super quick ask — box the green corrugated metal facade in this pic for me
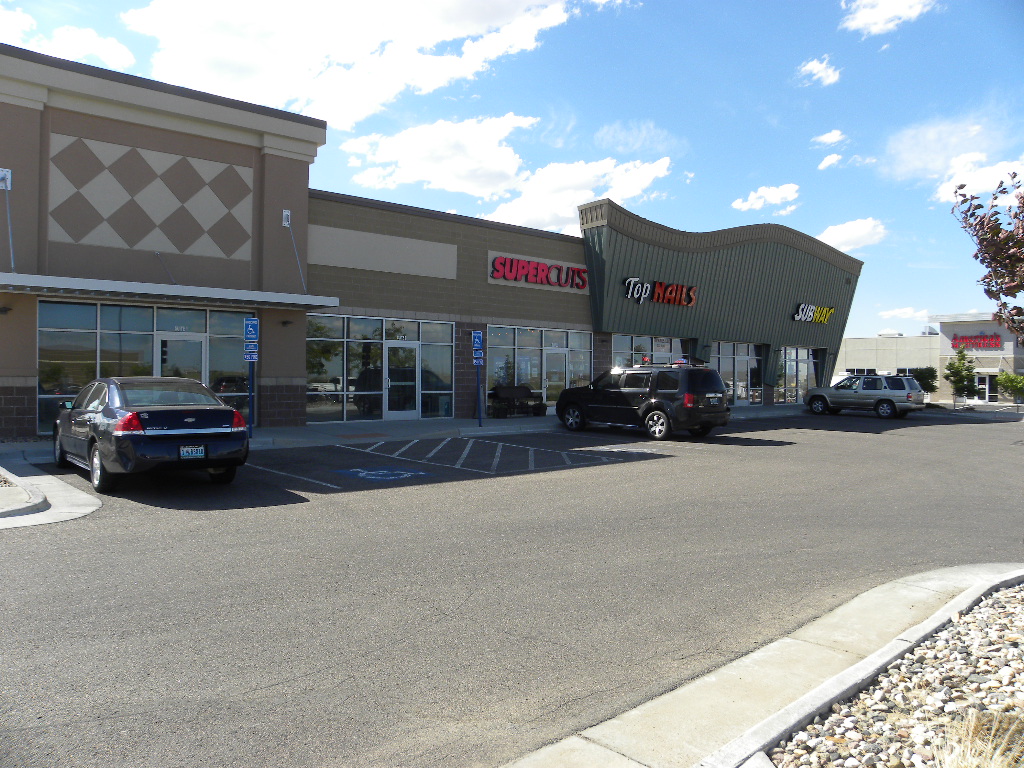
[579,199,862,384]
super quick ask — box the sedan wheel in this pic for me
[89,444,116,493]
[562,405,585,432]
[53,430,70,468]
[644,410,671,440]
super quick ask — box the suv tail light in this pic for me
[682,392,696,408]
[113,412,145,435]
[231,409,247,432]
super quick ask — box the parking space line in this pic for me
[455,439,476,468]
[528,448,535,471]
[392,440,418,457]
[247,463,343,490]
[424,438,451,459]
[489,443,503,473]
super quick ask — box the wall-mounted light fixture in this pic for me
[0,306,11,315]
[280,319,293,327]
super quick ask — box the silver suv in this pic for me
[805,374,926,419]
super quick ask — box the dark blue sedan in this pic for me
[53,377,249,493]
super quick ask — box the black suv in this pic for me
[555,364,730,440]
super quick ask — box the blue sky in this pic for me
[3,0,1023,338]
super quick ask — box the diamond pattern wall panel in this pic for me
[49,134,253,260]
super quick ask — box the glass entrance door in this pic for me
[384,343,419,420]
[156,334,206,381]
[543,350,568,411]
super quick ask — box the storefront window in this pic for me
[39,301,96,330]
[386,319,419,341]
[543,330,568,349]
[156,307,206,333]
[100,333,153,377]
[349,317,383,340]
[611,334,692,367]
[306,315,454,421]
[101,305,152,332]
[488,326,515,346]
[38,330,96,395]
[516,348,542,390]
[208,310,250,336]
[517,328,542,348]
[711,341,766,406]
[775,347,822,404]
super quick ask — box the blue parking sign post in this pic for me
[472,330,484,426]
[243,318,259,437]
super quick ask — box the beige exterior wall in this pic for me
[307,193,591,329]
[0,43,328,435]
[835,335,940,375]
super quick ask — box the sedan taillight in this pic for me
[231,410,247,432]
[113,412,145,435]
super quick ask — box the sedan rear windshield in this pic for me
[121,381,222,407]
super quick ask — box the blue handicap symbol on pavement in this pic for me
[334,467,431,482]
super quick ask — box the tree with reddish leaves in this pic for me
[951,172,1024,341]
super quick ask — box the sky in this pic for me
[2,0,1023,339]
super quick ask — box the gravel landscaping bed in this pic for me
[770,584,1024,768]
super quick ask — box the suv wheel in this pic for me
[875,400,898,419]
[808,396,830,415]
[561,404,585,431]
[644,410,671,440]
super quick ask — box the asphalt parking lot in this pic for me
[2,412,1023,768]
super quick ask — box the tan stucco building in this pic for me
[1,42,863,437]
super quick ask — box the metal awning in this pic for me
[0,272,339,311]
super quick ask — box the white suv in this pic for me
[805,375,926,419]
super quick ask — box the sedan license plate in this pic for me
[180,445,205,460]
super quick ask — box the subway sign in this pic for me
[793,303,836,324]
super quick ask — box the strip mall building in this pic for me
[0,43,862,438]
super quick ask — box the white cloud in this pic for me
[774,205,799,217]
[934,152,1024,204]
[342,113,538,200]
[818,154,842,170]
[817,218,887,251]
[797,55,840,87]
[812,129,847,146]
[0,4,134,70]
[840,0,938,37]
[120,0,610,131]
[594,120,678,154]
[879,307,929,321]
[885,116,1023,201]
[731,184,799,212]
[885,117,990,180]
[483,156,671,234]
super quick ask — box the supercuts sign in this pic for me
[952,333,1002,349]
[488,252,589,293]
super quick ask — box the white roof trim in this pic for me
[0,272,339,310]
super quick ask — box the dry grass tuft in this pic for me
[936,711,1024,768]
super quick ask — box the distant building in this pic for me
[837,314,1023,403]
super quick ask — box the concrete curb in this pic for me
[0,462,49,518]
[707,566,1024,768]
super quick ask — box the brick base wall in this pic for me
[0,385,37,439]
[257,383,307,428]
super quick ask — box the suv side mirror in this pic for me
[57,400,74,410]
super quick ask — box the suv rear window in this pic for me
[885,377,906,390]
[621,373,651,389]
[686,369,727,392]
[655,371,680,392]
